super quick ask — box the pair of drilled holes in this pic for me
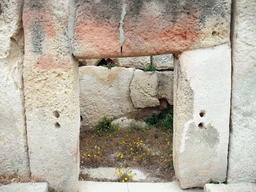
[53,111,60,128]
[198,111,205,128]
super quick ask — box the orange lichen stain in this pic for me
[35,54,72,70]
[122,13,202,57]
[74,6,121,58]
[23,4,56,39]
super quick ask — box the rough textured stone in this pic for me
[130,70,159,108]
[173,44,231,189]
[113,56,150,69]
[0,0,29,176]
[112,117,147,130]
[73,0,231,58]
[228,0,256,184]
[204,183,256,192]
[79,66,160,130]
[152,54,174,70]
[130,70,174,108]
[23,1,80,191]
[0,183,48,192]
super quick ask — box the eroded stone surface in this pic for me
[23,0,80,191]
[113,56,150,69]
[204,183,256,192]
[228,0,256,183]
[73,0,231,58]
[130,70,174,108]
[79,66,161,130]
[173,44,231,189]
[152,54,174,70]
[0,0,29,176]
[0,183,48,192]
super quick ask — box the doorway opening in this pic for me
[78,55,175,183]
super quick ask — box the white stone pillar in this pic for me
[23,0,79,191]
[173,44,231,188]
[0,0,30,176]
[228,0,256,183]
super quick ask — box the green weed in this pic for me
[94,116,117,133]
[146,106,173,132]
[143,65,157,72]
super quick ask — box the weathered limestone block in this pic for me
[113,56,150,69]
[228,0,256,183]
[204,183,256,192]
[157,71,174,105]
[152,54,174,70]
[130,70,173,108]
[173,44,231,189]
[112,117,147,130]
[23,0,79,191]
[79,66,161,130]
[73,0,231,58]
[130,70,159,108]
[0,0,29,176]
[80,66,135,129]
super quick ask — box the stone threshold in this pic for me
[79,180,203,192]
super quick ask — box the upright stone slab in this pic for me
[0,0,29,175]
[228,0,256,183]
[23,0,79,191]
[173,44,231,189]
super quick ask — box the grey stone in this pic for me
[152,54,174,70]
[173,44,231,189]
[0,0,29,176]
[204,183,256,192]
[228,0,256,183]
[0,183,48,192]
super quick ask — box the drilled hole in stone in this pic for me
[198,122,204,128]
[80,116,83,122]
[55,122,61,128]
[199,111,205,117]
[212,31,219,36]
[53,111,60,118]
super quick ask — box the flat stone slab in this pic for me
[79,181,203,192]
[204,183,256,192]
[0,183,48,192]
[73,0,231,58]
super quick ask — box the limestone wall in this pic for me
[0,0,255,191]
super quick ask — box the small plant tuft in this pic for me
[146,106,173,132]
[95,116,117,133]
[143,65,157,72]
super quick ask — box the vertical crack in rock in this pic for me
[119,0,127,55]
[67,0,76,54]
